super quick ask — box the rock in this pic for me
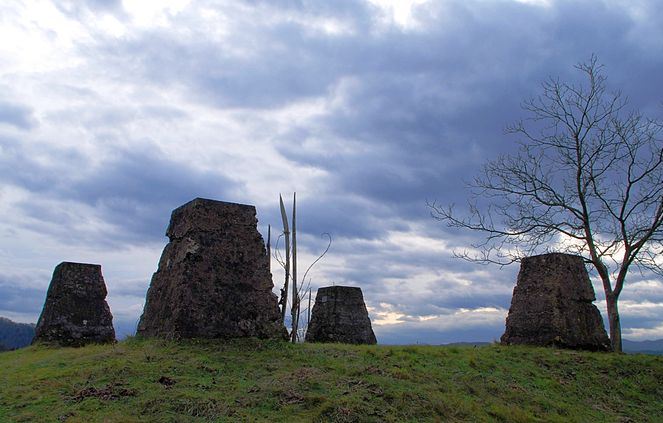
[305,286,377,344]
[33,262,116,347]
[501,253,611,351]
[137,198,287,340]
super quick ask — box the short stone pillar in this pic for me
[305,286,377,344]
[33,262,116,347]
[501,253,611,351]
[137,198,287,340]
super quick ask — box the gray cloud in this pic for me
[0,101,37,130]
[0,278,45,317]
[55,0,125,18]
[1,137,242,246]
[1,0,662,342]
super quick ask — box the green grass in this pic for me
[1,338,662,422]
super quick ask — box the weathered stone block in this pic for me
[501,253,611,351]
[33,262,116,347]
[137,198,287,340]
[305,286,377,344]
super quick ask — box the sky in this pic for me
[1,0,662,344]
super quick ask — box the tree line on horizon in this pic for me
[0,317,35,350]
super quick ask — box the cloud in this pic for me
[1,137,243,246]
[0,0,661,343]
[0,101,37,130]
[0,273,47,318]
[372,306,507,345]
[54,0,125,18]
[623,323,663,342]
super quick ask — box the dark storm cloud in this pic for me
[0,274,46,317]
[40,0,663,229]
[93,35,339,110]
[258,0,662,242]
[1,138,242,246]
[295,194,398,240]
[66,146,240,241]
[78,0,663,226]
[0,137,80,192]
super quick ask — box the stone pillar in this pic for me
[33,262,116,347]
[137,198,287,340]
[501,253,611,351]
[305,286,377,344]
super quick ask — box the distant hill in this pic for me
[0,317,35,350]
[623,339,663,355]
[441,340,663,355]
[442,341,491,348]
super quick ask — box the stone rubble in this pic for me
[501,253,611,351]
[33,262,116,347]
[305,286,377,344]
[137,198,287,340]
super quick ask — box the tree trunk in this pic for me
[279,195,290,322]
[606,293,622,353]
[266,225,271,271]
[291,193,298,343]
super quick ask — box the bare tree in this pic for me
[429,56,663,352]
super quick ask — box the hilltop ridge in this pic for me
[1,338,662,421]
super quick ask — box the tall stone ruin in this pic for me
[501,253,611,351]
[33,262,116,347]
[305,286,377,344]
[137,198,286,340]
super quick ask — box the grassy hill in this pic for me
[1,338,662,422]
